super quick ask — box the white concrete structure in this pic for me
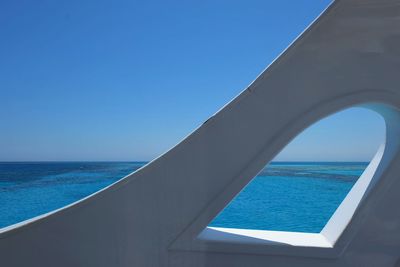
[2,0,400,266]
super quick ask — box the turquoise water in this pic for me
[210,162,367,232]
[0,162,367,232]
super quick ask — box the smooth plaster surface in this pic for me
[2,0,400,266]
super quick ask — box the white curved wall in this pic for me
[2,0,400,266]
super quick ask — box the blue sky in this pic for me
[0,0,384,161]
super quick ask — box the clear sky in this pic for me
[0,0,384,162]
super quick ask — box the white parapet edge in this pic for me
[199,227,332,248]
[198,142,386,249]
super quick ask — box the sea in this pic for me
[0,162,368,233]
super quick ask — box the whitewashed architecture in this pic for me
[1,0,400,266]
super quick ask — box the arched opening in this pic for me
[199,105,391,248]
[208,107,384,233]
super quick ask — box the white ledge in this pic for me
[198,141,388,250]
[199,227,333,248]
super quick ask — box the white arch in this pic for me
[1,0,400,266]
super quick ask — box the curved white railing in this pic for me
[2,0,400,266]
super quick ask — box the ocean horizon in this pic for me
[0,161,368,232]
